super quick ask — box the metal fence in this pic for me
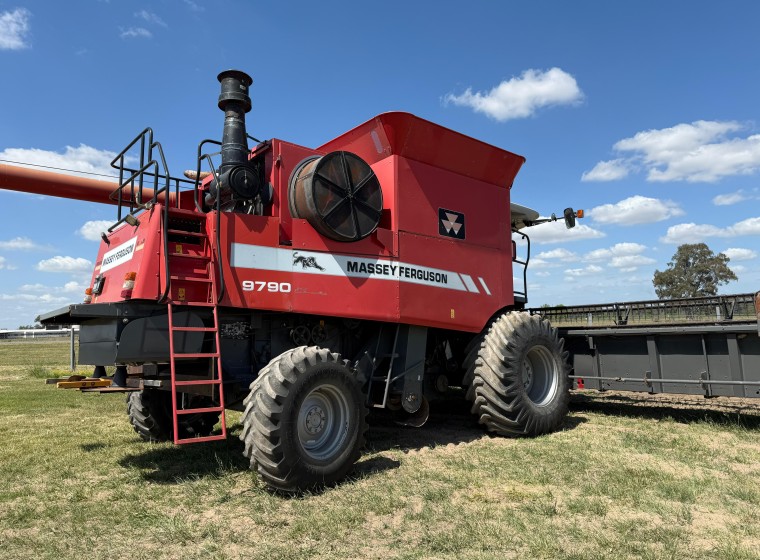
[0,328,78,340]
[531,293,757,328]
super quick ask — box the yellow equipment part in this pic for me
[57,379,112,389]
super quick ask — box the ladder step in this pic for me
[171,326,217,332]
[170,253,211,260]
[170,301,215,307]
[167,229,207,237]
[170,275,212,283]
[172,352,219,359]
[174,379,222,387]
[167,207,205,218]
[175,433,227,445]
[176,406,224,415]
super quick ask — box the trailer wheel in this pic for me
[466,312,570,436]
[126,389,220,442]
[240,346,367,492]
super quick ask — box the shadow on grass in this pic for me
[118,434,249,483]
[117,396,586,486]
[570,391,760,429]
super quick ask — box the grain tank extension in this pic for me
[6,70,581,492]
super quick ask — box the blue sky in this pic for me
[1,1,759,328]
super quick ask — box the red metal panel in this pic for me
[318,112,525,188]
[396,231,511,332]
[291,220,397,258]
[87,209,162,304]
[395,156,509,250]
[268,139,325,244]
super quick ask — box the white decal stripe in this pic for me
[478,277,492,296]
[100,237,138,273]
[459,274,480,293]
[231,244,471,292]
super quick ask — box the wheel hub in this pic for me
[296,382,351,461]
[304,405,326,435]
[523,346,560,406]
[522,358,534,391]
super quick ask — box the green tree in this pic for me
[653,243,737,299]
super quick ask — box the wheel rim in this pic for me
[522,345,559,406]
[297,382,350,461]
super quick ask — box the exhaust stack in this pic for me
[207,69,264,208]
[218,70,252,172]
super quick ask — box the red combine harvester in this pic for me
[2,70,581,491]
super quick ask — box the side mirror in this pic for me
[564,208,583,229]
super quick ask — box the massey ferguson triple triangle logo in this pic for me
[439,208,466,239]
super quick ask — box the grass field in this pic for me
[1,339,759,559]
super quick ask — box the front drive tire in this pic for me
[240,346,367,492]
[465,311,570,436]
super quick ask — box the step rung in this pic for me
[174,379,222,387]
[167,229,206,237]
[172,352,219,359]
[175,433,227,445]
[176,406,224,415]
[167,207,205,218]
[170,253,211,260]
[170,301,215,307]
[170,326,217,332]
[170,275,212,283]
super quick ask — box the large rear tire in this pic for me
[240,346,367,492]
[465,311,570,436]
[127,389,220,442]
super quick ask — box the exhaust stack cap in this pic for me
[217,69,252,113]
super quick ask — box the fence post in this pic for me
[70,329,76,372]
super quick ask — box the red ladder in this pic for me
[166,217,227,445]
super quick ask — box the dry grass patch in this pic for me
[1,340,760,559]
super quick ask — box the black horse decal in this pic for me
[293,251,325,271]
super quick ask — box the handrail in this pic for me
[512,227,530,303]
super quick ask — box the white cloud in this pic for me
[535,248,578,261]
[583,120,760,183]
[661,217,760,243]
[723,248,757,261]
[0,8,31,50]
[535,271,551,277]
[64,280,86,293]
[78,220,113,241]
[565,265,603,277]
[19,281,86,294]
[135,10,167,27]
[712,191,749,206]
[586,242,648,261]
[730,216,760,236]
[525,220,605,244]
[120,27,152,39]
[0,144,119,178]
[583,243,655,272]
[609,255,657,272]
[0,236,46,251]
[444,68,583,122]
[660,223,724,244]
[589,195,684,226]
[581,159,630,182]
[36,256,92,274]
[0,293,70,305]
[0,256,13,270]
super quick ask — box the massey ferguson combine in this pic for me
[2,70,582,491]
